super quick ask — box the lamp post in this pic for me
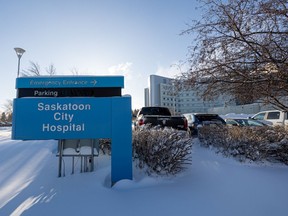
[14,47,25,77]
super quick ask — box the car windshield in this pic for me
[195,115,224,123]
[139,107,171,116]
[234,119,265,126]
[253,113,265,120]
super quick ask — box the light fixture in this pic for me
[14,47,26,77]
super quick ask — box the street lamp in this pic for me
[14,47,25,77]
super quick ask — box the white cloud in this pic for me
[107,62,145,109]
[108,62,133,80]
[155,64,180,79]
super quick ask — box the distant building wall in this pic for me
[208,103,275,115]
[146,74,229,114]
[144,88,149,107]
[149,75,172,107]
[146,75,288,115]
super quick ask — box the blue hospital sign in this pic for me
[12,76,132,185]
[12,97,113,139]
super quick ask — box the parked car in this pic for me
[250,110,288,126]
[0,121,12,127]
[183,113,226,135]
[225,118,269,127]
[134,106,188,131]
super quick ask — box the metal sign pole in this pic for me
[58,140,63,177]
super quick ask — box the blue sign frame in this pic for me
[12,76,132,185]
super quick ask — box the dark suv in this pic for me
[183,113,226,135]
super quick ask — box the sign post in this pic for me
[12,76,133,185]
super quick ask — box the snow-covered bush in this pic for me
[199,126,288,165]
[99,138,111,155]
[133,126,192,175]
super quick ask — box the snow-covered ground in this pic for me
[1,126,288,216]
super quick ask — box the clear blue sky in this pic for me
[0,0,201,112]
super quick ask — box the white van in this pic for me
[251,110,288,126]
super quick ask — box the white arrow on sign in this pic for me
[90,80,97,86]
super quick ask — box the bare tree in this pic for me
[70,67,79,75]
[1,112,6,122]
[22,61,57,76]
[3,99,13,115]
[46,63,56,76]
[179,0,288,110]
[22,61,41,76]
